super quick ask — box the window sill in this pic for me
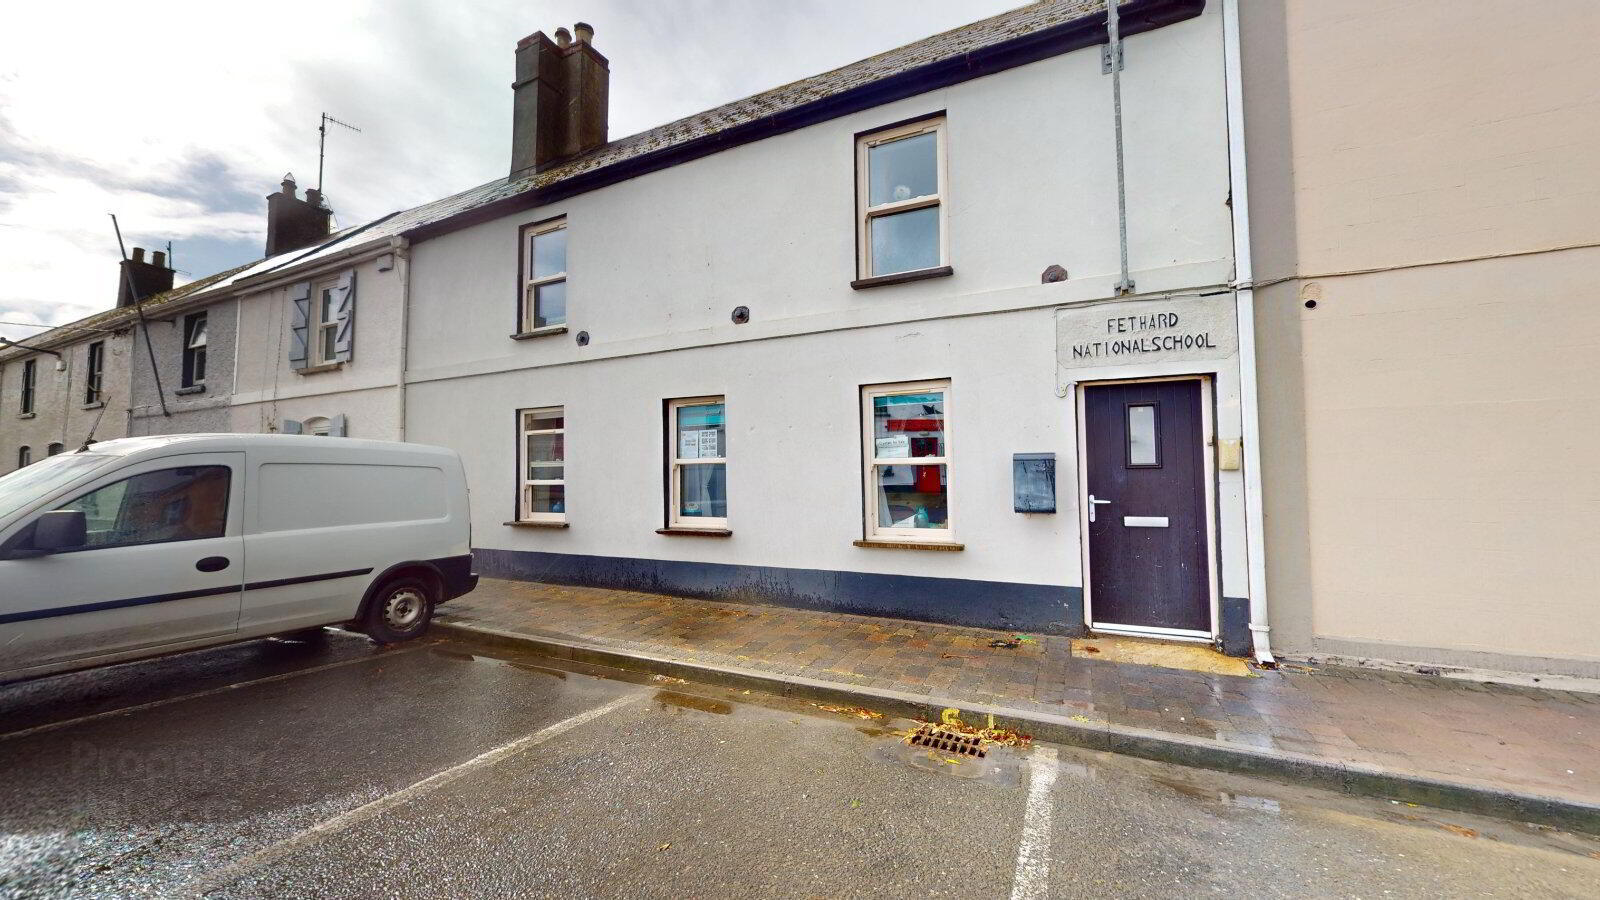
[174,384,206,396]
[853,539,964,552]
[296,362,344,375]
[504,520,569,528]
[850,265,953,291]
[656,527,732,537]
[510,325,568,341]
[81,400,105,410]
[17,412,35,420]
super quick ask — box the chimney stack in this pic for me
[510,23,609,177]
[264,172,332,257]
[117,246,175,307]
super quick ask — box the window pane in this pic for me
[58,466,230,548]
[527,432,564,464]
[188,318,207,348]
[535,281,566,328]
[527,464,564,481]
[870,206,939,276]
[873,391,944,458]
[525,484,565,515]
[532,228,567,279]
[678,463,726,518]
[1128,404,1158,466]
[320,324,336,362]
[525,411,563,432]
[320,289,335,325]
[874,464,947,530]
[868,131,937,207]
[675,402,725,460]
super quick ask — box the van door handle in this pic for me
[196,556,231,573]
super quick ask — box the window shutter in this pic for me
[281,419,303,435]
[288,281,312,369]
[329,414,347,437]
[332,270,356,363]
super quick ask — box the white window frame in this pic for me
[519,406,566,523]
[861,379,953,543]
[667,396,727,530]
[311,280,340,366]
[85,340,105,405]
[521,217,568,333]
[855,116,948,279]
[20,358,36,414]
[181,313,207,387]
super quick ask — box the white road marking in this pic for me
[190,690,647,894]
[1010,745,1060,900]
[0,644,426,744]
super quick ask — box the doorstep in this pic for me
[436,578,1600,835]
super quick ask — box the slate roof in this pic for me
[5,0,1153,361]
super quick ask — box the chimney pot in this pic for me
[510,23,609,176]
[265,172,332,256]
[116,245,175,307]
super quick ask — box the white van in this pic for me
[0,434,477,684]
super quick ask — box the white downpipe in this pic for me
[1221,0,1275,666]
[1107,0,1134,296]
[392,236,411,441]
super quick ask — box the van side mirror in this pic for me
[32,509,87,554]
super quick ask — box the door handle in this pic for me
[196,556,231,573]
[1088,494,1112,523]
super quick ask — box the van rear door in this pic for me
[0,453,244,674]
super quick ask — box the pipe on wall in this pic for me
[1220,0,1275,666]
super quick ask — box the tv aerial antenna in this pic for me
[317,112,362,193]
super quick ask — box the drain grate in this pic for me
[907,723,988,758]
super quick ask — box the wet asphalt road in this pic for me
[1,632,1598,899]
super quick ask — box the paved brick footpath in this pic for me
[443,578,1600,806]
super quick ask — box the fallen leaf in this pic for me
[849,799,861,809]
[658,843,671,852]
[815,703,883,720]
[1441,824,1479,839]
[1081,645,1101,654]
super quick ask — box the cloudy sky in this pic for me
[0,0,1022,337]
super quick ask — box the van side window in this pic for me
[56,466,231,550]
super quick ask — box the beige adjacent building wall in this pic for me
[1241,0,1600,675]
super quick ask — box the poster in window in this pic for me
[679,430,701,460]
[875,435,910,459]
[697,429,721,459]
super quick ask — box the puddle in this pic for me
[509,663,568,680]
[1220,792,1281,813]
[430,648,480,663]
[655,691,733,715]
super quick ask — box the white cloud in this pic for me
[0,0,1020,336]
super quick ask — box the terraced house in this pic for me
[396,0,1276,655]
[9,0,1590,680]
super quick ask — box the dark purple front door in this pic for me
[1083,379,1211,633]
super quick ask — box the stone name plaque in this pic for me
[1056,294,1238,369]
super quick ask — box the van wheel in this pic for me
[363,577,435,644]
